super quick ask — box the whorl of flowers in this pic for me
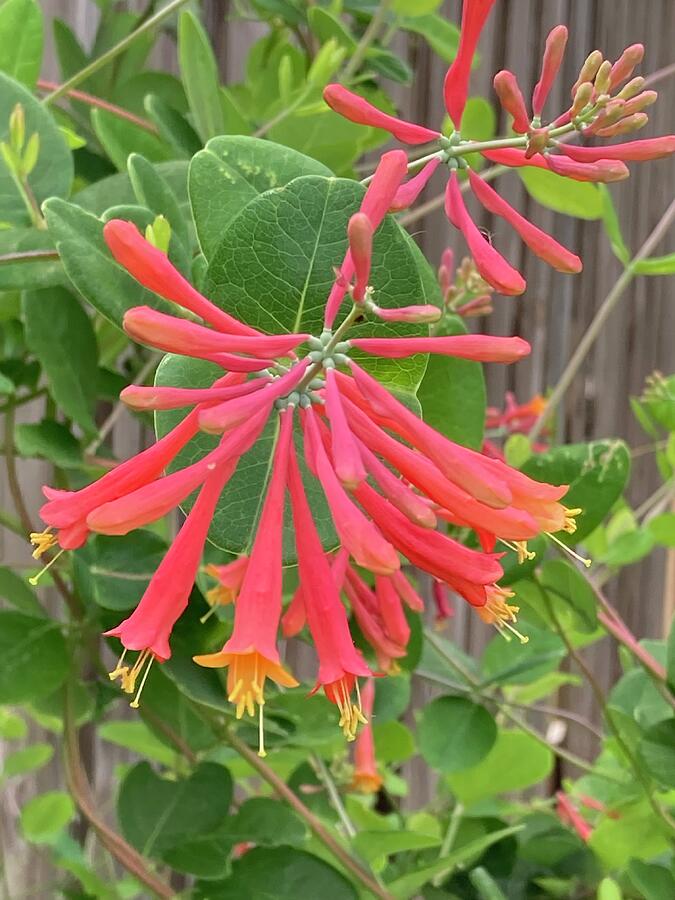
[29,0,671,753]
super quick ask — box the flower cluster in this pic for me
[323,0,675,296]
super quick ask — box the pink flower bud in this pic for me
[323,84,441,145]
[457,294,493,317]
[350,334,530,363]
[570,82,594,118]
[595,113,649,138]
[609,43,644,91]
[347,212,373,303]
[389,158,441,212]
[558,135,675,162]
[468,170,582,274]
[620,90,657,117]
[584,98,626,135]
[371,304,442,324]
[444,173,526,296]
[493,70,530,133]
[617,76,645,100]
[593,59,612,95]
[532,25,568,117]
[443,0,497,128]
[545,155,629,183]
[571,50,603,96]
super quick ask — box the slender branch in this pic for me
[342,0,394,81]
[215,721,394,900]
[42,0,192,105]
[0,249,59,265]
[545,600,675,833]
[141,708,198,765]
[644,60,675,87]
[36,80,158,134]
[254,87,313,138]
[433,802,464,886]
[529,195,675,442]
[63,683,174,899]
[311,754,357,839]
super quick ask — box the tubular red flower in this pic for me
[287,430,371,735]
[558,136,675,162]
[194,410,298,722]
[390,571,425,613]
[545,155,629,183]
[302,408,399,576]
[389,158,442,212]
[371,304,442,324]
[350,333,531,362]
[344,569,406,672]
[323,84,441,145]
[205,556,249,607]
[120,377,268,412]
[105,461,232,670]
[123,306,308,359]
[350,679,383,794]
[87,407,270,535]
[493,70,530,134]
[375,575,410,648]
[468,170,582,273]
[443,0,497,128]
[445,174,526,296]
[325,368,366,489]
[198,359,311,434]
[103,219,261,337]
[556,792,593,842]
[357,439,437,528]
[609,43,644,91]
[532,25,568,117]
[347,213,373,303]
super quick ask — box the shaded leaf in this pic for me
[418,696,497,774]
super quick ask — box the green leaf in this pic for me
[128,152,189,247]
[0,709,27,739]
[399,14,460,63]
[628,859,675,900]
[385,826,521,899]
[393,0,443,14]
[597,877,623,900]
[178,10,224,142]
[446,730,554,805]
[373,673,411,721]
[601,528,655,567]
[0,227,63,292]
[0,0,43,88]
[43,197,167,329]
[2,742,53,778]
[418,696,497,774]
[638,719,675,788]
[539,559,597,633]
[0,71,73,226]
[23,287,98,433]
[157,175,428,556]
[307,7,356,51]
[353,829,440,863]
[589,800,671,869]
[99,720,177,766]
[91,108,171,172]
[366,48,413,84]
[74,531,168,611]
[599,185,630,265]
[118,761,233,857]
[75,160,189,219]
[518,167,603,220]
[668,616,675,694]
[373,720,415,763]
[14,420,82,468]
[197,847,357,900]
[223,798,307,847]
[0,565,43,615]
[0,611,68,704]
[145,93,202,159]
[633,253,675,275]
[21,791,74,844]
[189,135,331,260]
[521,439,631,542]
[648,513,675,547]
[480,614,566,685]
[418,314,486,449]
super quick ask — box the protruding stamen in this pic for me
[547,531,592,568]
[562,507,582,534]
[258,705,267,758]
[130,655,154,709]
[28,548,65,585]
[30,528,56,559]
[108,648,129,682]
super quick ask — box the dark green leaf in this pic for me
[628,859,675,900]
[223,798,307,846]
[74,531,167,611]
[418,696,497,773]
[0,228,63,291]
[399,14,460,63]
[145,93,202,159]
[353,829,440,863]
[638,719,675,788]
[519,168,603,220]
[118,761,233,857]
[14,420,82,468]
[128,152,189,247]
[0,612,68,704]
[366,47,413,84]
[178,10,224,142]
[99,721,177,766]
[91,108,172,171]
[538,559,597,633]
[0,0,43,88]
[0,565,44,615]
[601,528,655,567]
[23,287,98,433]
[599,185,630,265]
[75,160,189,218]
[188,135,331,260]
[0,71,73,226]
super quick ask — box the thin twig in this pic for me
[342,0,393,81]
[36,80,159,134]
[529,195,675,442]
[42,0,192,105]
[311,754,357,839]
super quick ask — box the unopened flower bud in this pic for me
[596,112,649,138]
[457,294,493,318]
[572,50,603,96]
[145,215,171,254]
[347,212,373,303]
[593,60,612,95]
[609,43,644,91]
[9,103,25,155]
[621,90,657,117]
[438,264,452,297]
[584,98,625,135]
[532,25,568,117]
[493,70,530,133]
[570,82,594,118]
[617,76,645,100]
[21,132,39,176]
[372,304,442,324]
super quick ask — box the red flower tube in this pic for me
[349,334,531,362]
[558,136,675,163]
[350,679,383,794]
[443,0,497,128]
[493,70,530,134]
[323,85,440,145]
[532,26,568,118]
[324,368,366,489]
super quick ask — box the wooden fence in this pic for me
[1,1,673,894]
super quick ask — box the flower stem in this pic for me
[311,753,357,839]
[433,801,464,886]
[342,0,394,81]
[41,0,192,106]
[529,195,675,442]
[36,80,158,134]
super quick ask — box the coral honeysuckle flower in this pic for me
[194,410,298,755]
[556,791,594,843]
[323,2,674,294]
[350,679,383,794]
[204,556,249,610]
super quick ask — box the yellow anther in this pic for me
[563,507,583,534]
[478,588,529,644]
[547,531,592,568]
[515,541,536,564]
[29,528,56,559]
[28,548,65,585]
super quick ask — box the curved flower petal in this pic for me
[443,0,497,128]
[323,84,441,145]
[350,334,531,362]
